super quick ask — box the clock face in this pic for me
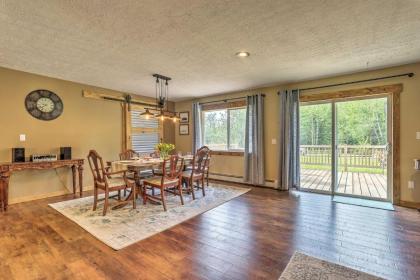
[25,90,63,120]
[37,97,55,113]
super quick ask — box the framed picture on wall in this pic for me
[179,111,189,123]
[179,124,189,135]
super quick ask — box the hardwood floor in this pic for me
[0,182,419,279]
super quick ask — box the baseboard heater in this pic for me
[209,172,276,188]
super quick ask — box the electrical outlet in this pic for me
[416,132,420,140]
[19,134,26,142]
[271,138,277,145]
[408,181,415,189]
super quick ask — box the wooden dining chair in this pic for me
[142,155,184,211]
[87,150,136,216]
[197,146,211,186]
[119,149,139,160]
[182,149,209,200]
[186,146,211,186]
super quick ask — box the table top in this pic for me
[110,155,193,170]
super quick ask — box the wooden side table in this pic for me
[0,159,84,212]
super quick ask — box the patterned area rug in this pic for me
[49,184,250,250]
[280,252,383,280]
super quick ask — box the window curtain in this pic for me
[244,94,265,185]
[277,89,300,190]
[192,101,202,153]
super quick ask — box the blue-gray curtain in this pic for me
[192,102,202,153]
[278,89,300,190]
[244,94,265,185]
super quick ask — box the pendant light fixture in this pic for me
[140,108,154,119]
[170,113,180,123]
[156,109,166,121]
[139,74,179,121]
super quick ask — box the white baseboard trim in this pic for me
[209,173,276,188]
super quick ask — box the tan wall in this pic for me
[0,67,174,203]
[175,62,420,203]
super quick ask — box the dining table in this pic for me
[109,155,194,205]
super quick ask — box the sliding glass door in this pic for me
[299,96,391,201]
[300,102,333,193]
[335,97,390,200]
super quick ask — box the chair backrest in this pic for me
[196,146,211,170]
[87,150,107,184]
[161,155,184,183]
[119,149,139,160]
[197,146,210,155]
[193,147,210,173]
[150,151,160,158]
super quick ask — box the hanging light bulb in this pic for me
[171,113,179,123]
[156,110,166,121]
[140,108,154,119]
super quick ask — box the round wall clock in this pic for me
[25,89,63,121]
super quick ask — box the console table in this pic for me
[0,159,84,212]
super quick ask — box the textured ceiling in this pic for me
[1,0,420,100]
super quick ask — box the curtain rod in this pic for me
[198,94,265,105]
[298,72,414,92]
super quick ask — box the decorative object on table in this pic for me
[87,150,136,216]
[30,154,57,162]
[12,148,25,162]
[49,183,250,250]
[279,252,383,280]
[179,111,189,123]
[60,147,72,160]
[138,74,180,122]
[155,143,175,160]
[179,124,189,135]
[25,89,63,121]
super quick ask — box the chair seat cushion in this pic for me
[143,176,179,186]
[99,177,134,188]
[182,170,204,178]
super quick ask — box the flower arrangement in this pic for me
[155,143,175,159]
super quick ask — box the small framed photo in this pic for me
[179,111,189,123]
[179,124,189,135]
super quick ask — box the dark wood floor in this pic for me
[0,182,419,280]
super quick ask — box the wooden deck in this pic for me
[300,169,387,199]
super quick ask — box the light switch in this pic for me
[271,138,277,145]
[408,181,415,189]
[19,134,26,142]
[416,132,420,140]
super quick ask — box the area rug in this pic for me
[49,184,250,250]
[279,252,383,280]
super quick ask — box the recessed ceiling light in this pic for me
[236,51,250,57]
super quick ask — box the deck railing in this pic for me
[300,145,387,171]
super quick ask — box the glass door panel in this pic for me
[335,97,389,200]
[299,102,333,193]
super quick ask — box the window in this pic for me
[202,107,246,151]
[129,108,161,154]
